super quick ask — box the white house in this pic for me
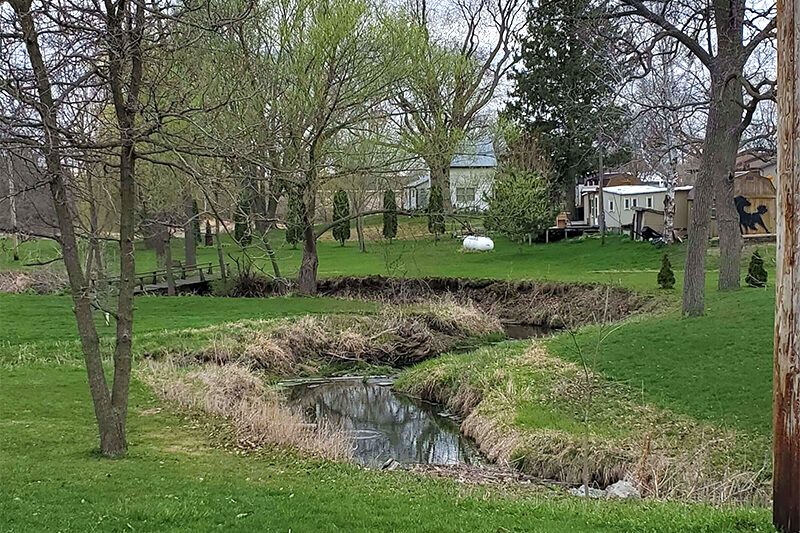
[403,140,496,211]
[582,185,668,229]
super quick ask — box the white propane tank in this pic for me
[463,235,494,251]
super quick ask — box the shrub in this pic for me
[382,189,398,241]
[746,250,768,288]
[484,168,556,243]
[332,189,351,246]
[657,253,675,289]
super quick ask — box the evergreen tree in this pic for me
[285,193,303,249]
[657,253,676,289]
[746,250,768,288]
[234,197,251,246]
[427,184,445,241]
[332,189,351,246]
[505,0,627,216]
[191,199,201,244]
[382,189,398,241]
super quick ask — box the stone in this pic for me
[605,480,641,500]
[569,485,606,499]
[381,458,401,471]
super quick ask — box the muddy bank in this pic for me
[317,276,652,327]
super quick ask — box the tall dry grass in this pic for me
[141,360,352,460]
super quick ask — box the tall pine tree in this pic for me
[505,0,625,218]
[382,190,397,241]
[332,190,351,246]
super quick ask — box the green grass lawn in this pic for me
[0,233,780,531]
[0,364,773,532]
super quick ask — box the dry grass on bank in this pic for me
[140,360,351,460]
[0,268,66,294]
[396,343,771,505]
[148,300,503,374]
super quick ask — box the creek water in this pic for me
[281,377,482,467]
[502,322,555,340]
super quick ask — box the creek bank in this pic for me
[316,276,653,328]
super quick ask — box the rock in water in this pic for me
[568,485,606,499]
[605,480,641,500]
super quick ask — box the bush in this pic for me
[657,253,675,289]
[746,250,768,288]
[484,168,556,243]
[332,189,351,246]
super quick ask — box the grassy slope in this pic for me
[547,286,774,437]
[0,364,772,532]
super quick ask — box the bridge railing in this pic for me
[106,261,221,291]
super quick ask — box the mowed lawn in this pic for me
[0,234,779,531]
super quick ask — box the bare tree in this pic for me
[612,0,776,315]
[396,0,523,213]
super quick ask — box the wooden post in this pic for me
[775,2,800,530]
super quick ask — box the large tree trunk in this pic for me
[682,70,743,315]
[774,4,800,530]
[428,158,453,213]
[184,194,197,267]
[297,187,318,295]
[13,2,126,456]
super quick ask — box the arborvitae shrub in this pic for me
[657,253,675,289]
[746,250,768,288]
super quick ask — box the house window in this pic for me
[624,198,630,210]
[646,196,653,208]
[632,198,638,208]
[608,200,614,211]
[456,187,477,204]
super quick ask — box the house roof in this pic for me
[404,175,430,188]
[450,139,497,168]
[604,185,667,195]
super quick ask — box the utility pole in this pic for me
[774,1,800,531]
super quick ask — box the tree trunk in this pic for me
[774,3,800,530]
[598,152,606,245]
[184,194,197,267]
[7,156,19,261]
[682,71,743,315]
[164,233,176,296]
[563,165,578,221]
[429,159,453,213]
[356,214,366,253]
[13,3,126,456]
[297,188,318,295]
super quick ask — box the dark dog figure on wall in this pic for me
[734,195,769,234]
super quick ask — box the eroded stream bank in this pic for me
[317,276,653,327]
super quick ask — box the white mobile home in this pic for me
[582,185,667,229]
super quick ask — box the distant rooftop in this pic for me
[604,185,667,195]
[450,139,496,168]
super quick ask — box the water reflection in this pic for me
[282,377,481,467]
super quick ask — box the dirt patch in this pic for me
[317,276,652,327]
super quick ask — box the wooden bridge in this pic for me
[107,261,227,294]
